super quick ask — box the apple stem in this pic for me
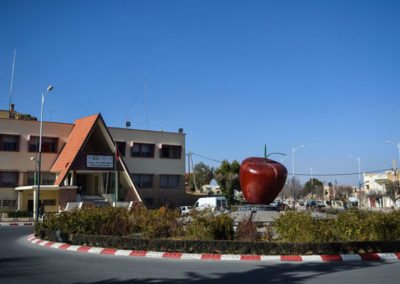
[264,144,267,162]
[267,152,287,159]
[265,144,286,160]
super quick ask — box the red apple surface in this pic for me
[240,157,287,204]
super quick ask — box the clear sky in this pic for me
[1,0,399,186]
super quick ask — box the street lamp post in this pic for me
[385,141,400,164]
[350,155,362,208]
[280,157,288,201]
[291,145,304,208]
[385,141,400,207]
[349,155,361,190]
[310,167,314,200]
[35,85,53,222]
[30,157,38,185]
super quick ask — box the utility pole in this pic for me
[145,77,149,129]
[9,49,16,118]
[186,153,191,189]
[188,152,197,191]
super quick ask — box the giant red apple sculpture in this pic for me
[240,157,287,204]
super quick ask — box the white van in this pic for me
[193,197,227,212]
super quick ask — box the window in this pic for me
[160,145,182,159]
[0,134,19,151]
[132,174,153,188]
[160,175,180,188]
[27,172,55,185]
[28,136,58,153]
[2,200,16,207]
[131,143,155,158]
[43,199,56,206]
[0,172,19,187]
[116,141,126,156]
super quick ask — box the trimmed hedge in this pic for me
[37,228,400,255]
[6,210,32,218]
[274,209,400,242]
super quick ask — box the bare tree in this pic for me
[385,181,400,206]
[333,186,353,206]
[285,176,303,200]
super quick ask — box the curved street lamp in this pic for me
[35,85,54,222]
[385,141,400,164]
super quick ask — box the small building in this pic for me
[0,113,186,215]
[323,184,358,207]
[363,168,399,208]
[201,179,221,195]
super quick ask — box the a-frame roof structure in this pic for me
[51,114,99,185]
[50,113,142,202]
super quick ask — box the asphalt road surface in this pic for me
[1,226,400,284]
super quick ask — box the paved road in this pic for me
[1,226,400,284]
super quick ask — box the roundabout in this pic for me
[1,226,400,283]
[28,233,400,263]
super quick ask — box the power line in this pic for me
[190,151,394,177]
[288,169,393,177]
[191,152,223,164]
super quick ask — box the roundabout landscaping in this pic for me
[33,206,400,262]
[28,234,400,262]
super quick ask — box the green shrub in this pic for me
[42,207,133,236]
[273,211,335,242]
[273,209,400,242]
[332,209,373,241]
[7,210,32,218]
[129,206,183,238]
[40,206,183,238]
[185,210,234,240]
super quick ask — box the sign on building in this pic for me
[87,155,113,168]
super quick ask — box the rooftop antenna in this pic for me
[145,77,149,129]
[9,49,16,117]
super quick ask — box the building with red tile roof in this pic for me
[0,113,186,215]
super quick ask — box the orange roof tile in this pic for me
[51,114,100,185]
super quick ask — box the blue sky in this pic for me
[1,0,399,185]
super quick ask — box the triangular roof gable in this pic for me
[51,114,100,185]
[51,113,142,202]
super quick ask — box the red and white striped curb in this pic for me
[27,234,400,262]
[1,222,33,226]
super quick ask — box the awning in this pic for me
[15,185,78,191]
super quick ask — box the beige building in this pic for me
[0,104,37,120]
[363,166,400,208]
[323,184,358,207]
[0,113,186,215]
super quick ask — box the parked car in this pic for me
[193,197,227,212]
[179,206,192,215]
[306,200,325,209]
[270,200,287,211]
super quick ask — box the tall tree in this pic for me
[285,176,303,200]
[214,160,240,205]
[385,181,400,206]
[303,178,324,199]
[187,162,215,189]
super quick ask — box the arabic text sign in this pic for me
[87,155,113,168]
